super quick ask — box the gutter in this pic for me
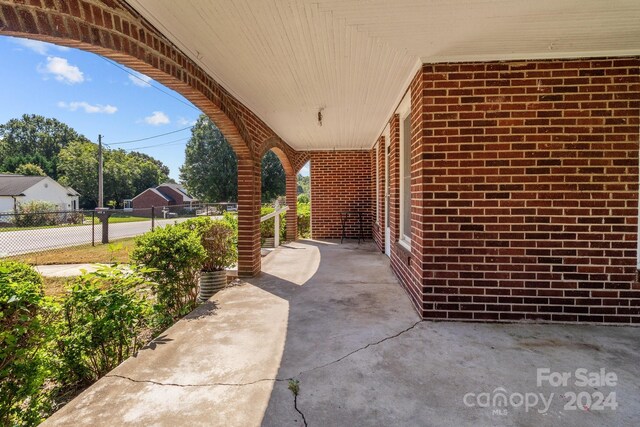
[11,194,25,213]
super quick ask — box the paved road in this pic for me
[0,218,188,257]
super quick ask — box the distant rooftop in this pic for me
[0,174,47,196]
[158,183,196,202]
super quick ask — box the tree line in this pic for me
[0,114,170,209]
[180,114,304,204]
[1,113,308,210]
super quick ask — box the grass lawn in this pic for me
[90,215,151,224]
[0,216,150,232]
[107,215,150,224]
[42,276,72,297]
[10,237,135,265]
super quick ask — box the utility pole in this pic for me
[98,134,104,208]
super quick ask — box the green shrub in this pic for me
[222,212,238,234]
[176,216,214,237]
[297,202,311,238]
[222,212,238,249]
[202,220,237,272]
[0,261,52,426]
[297,193,309,204]
[260,206,286,244]
[63,211,84,225]
[54,266,153,385]
[14,200,60,227]
[131,225,206,324]
[178,217,237,272]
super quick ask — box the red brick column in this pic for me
[237,158,261,276]
[376,137,385,251]
[286,174,298,241]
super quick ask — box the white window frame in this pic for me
[398,92,412,250]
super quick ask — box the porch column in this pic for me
[286,173,297,241]
[237,158,261,276]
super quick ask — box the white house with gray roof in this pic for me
[0,174,80,213]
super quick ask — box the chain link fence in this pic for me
[0,203,234,263]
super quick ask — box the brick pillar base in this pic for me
[237,158,261,276]
[286,174,297,241]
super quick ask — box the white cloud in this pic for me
[10,37,69,55]
[144,111,170,126]
[39,56,84,84]
[58,101,117,114]
[177,117,197,126]
[128,71,152,87]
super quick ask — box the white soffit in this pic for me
[125,0,640,151]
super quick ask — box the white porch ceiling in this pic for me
[125,0,640,151]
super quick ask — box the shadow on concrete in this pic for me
[244,240,640,427]
[139,334,173,352]
[184,300,220,320]
[239,239,420,426]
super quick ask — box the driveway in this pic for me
[43,240,640,426]
[0,217,189,256]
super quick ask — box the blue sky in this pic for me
[0,35,309,180]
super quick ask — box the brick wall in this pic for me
[310,151,373,239]
[410,57,640,323]
[131,189,169,217]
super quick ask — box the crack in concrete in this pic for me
[293,393,308,427]
[105,320,422,394]
[105,374,288,388]
[296,320,423,377]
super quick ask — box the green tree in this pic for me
[129,151,170,178]
[58,141,98,208]
[297,174,310,196]
[0,114,89,178]
[180,116,238,202]
[15,163,46,176]
[180,114,287,203]
[129,154,169,196]
[261,151,285,202]
[0,153,55,177]
[58,142,169,209]
[103,149,134,208]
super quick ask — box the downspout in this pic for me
[11,196,17,214]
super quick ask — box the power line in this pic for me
[129,137,190,150]
[104,136,190,151]
[108,125,193,145]
[98,55,201,113]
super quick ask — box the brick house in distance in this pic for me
[124,183,198,215]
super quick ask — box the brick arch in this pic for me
[257,137,296,176]
[292,152,311,175]
[0,0,271,161]
[0,0,307,277]
[257,137,302,242]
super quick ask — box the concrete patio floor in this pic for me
[43,240,640,426]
